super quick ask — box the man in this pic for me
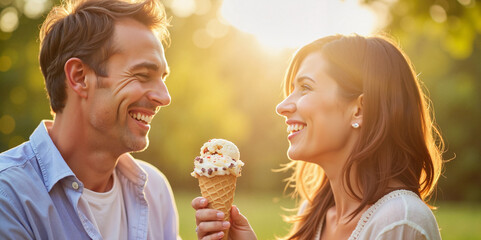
[0,0,180,239]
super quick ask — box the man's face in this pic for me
[86,18,171,153]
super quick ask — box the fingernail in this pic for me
[216,212,225,219]
[200,198,206,205]
[217,231,224,239]
[222,221,230,229]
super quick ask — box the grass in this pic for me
[434,202,481,240]
[175,190,294,240]
[174,190,481,240]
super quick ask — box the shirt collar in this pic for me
[29,120,76,192]
[116,153,147,187]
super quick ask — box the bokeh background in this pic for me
[1,0,480,239]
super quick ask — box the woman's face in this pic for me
[276,53,358,165]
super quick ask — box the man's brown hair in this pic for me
[39,0,170,113]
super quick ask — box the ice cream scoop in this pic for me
[191,138,244,178]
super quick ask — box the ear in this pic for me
[64,57,90,98]
[351,94,363,127]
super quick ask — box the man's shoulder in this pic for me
[117,155,174,198]
[135,160,169,184]
[0,142,35,173]
[0,142,44,205]
[134,159,175,197]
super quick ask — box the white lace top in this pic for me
[311,190,442,240]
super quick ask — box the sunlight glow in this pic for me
[220,0,386,49]
[169,0,196,18]
[430,5,447,23]
[24,0,50,19]
[0,7,19,33]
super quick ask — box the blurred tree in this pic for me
[376,0,481,201]
[1,1,52,150]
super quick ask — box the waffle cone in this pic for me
[198,174,237,240]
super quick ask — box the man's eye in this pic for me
[135,73,149,79]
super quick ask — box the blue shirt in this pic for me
[0,121,180,239]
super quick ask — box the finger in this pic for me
[199,231,224,240]
[195,209,225,226]
[197,221,230,239]
[230,205,250,229]
[192,197,209,210]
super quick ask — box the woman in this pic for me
[192,34,444,240]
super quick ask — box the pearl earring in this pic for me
[352,123,360,128]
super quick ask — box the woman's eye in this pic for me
[301,84,312,91]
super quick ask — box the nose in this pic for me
[276,94,296,117]
[148,79,171,107]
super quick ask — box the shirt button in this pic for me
[72,181,79,190]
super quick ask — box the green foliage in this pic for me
[0,12,51,149]
[386,0,481,202]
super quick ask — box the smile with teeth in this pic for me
[287,124,305,134]
[129,112,154,124]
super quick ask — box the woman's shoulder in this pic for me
[351,190,441,240]
[369,190,434,222]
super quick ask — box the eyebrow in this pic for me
[296,76,315,84]
[130,62,159,72]
[291,75,315,88]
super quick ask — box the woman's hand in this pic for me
[192,197,257,240]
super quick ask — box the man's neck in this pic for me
[47,115,121,193]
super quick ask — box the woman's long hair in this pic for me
[279,34,444,240]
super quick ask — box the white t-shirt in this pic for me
[79,169,128,240]
[311,190,441,240]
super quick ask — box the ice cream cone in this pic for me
[192,139,244,240]
[198,174,237,240]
